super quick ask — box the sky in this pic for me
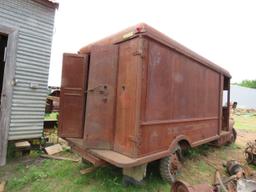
[48,0,256,86]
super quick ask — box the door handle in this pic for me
[85,84,108,96]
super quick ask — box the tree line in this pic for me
[234,80,256,89]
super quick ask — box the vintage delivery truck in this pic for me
[59,23,236,184]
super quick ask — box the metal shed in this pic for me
[231,85,256,109]
[0,0,58,165]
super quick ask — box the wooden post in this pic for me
[0,24,18,166]
[218,75,224,135]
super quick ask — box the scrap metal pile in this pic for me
[172,141,256,192]
[172,161,256,192]
[245,140,256,165]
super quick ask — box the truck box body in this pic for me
[59,23,232,167]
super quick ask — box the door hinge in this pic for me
[133,37,146,58]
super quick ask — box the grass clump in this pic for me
[233,114,256,132]
[6,159,170,192]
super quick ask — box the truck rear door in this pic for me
[59,53,89,138]
[84,45,118,149]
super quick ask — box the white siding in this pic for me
[0,0,56,140]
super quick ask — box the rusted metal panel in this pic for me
[114,38,141,157]
[139,38,220,156]
[66,138,106,166]
[84,45,118,149]
[79,23,230,78]
[59,53,88,138]
[89,148,171,168]
[139,119,218,156]
[144,39,219,121]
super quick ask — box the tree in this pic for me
[238,80,256,89]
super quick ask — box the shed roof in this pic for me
[33,0,59,9]
[79,23,231,78]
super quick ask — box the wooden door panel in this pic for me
[114,38,140,157]
[59,53,88,138]
[84,45,118,149]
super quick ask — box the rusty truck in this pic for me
[58,23,236,184]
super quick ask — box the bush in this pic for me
[238,80,256,89]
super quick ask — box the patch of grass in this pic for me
[250,164,256,171]
[44,112,58,121]
[233,114,256,132]
[228,143,241,150]
[184,144,211,158]
[218,148,229,160]
[197,160,213,173]
[6,142,16,160]
[5,159,170,192]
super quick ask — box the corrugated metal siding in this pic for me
[0,0,56,140]
[231,85,256,109]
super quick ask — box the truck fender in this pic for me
[168,135,192,153]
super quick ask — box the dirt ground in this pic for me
[237,130,256,147]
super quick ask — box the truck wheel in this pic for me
[160,147,182,183]
[230,128,237,143]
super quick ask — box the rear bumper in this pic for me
[66,138,105,166]
[66,137,170,168]
[67,133,231,168]
[89,149,170,168]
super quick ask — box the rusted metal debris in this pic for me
[171,180,214,192]
[245,140,256,165]
[45,87,60,113]
[237,179,256,192]
[172,159,256,192]
[213,160,256,192]
[226,160,243,176]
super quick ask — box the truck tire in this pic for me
[160,146,182,183]
[230,128,237,143]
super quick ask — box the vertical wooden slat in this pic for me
[84,45,118,149]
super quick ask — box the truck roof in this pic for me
[79,23,231,78]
